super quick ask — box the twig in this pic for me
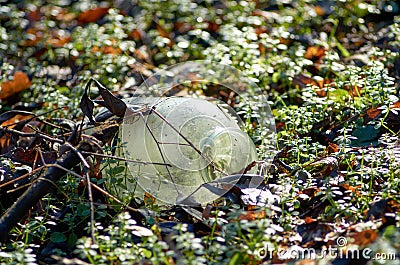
[0,166,45,189]
[0,126,64,144]
[151,107,227,175]
[0,123,119,241]
[90,183,139,212]
[139,112,180,195]
[51,142,96,242]
[85,171,96,243]
[80,151,172,166]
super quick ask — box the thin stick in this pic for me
[85,171,96,242]
[80,151,172,166]
[0,166,45,189]
[90,183,139,212]
[151,108,226,175]
[0,126,64,144]
[139,112,180,194]
[57,143,95,242]
[42,163,139,213]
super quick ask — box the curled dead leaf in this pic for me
[305,46,326,60]
[350,229,378,246]
[77,7,109,24]
[239,209,266,221]
[0,72,32,100]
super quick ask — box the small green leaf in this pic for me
[50,232,67,243]
[77,204,90,217]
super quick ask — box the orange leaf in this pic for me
[92,45,121,55]
[27,9,41,22]
[156,23,174,46]
[292,74,319,88]
[305,46,326,60]
[350,229,378,246]
[239,210,266,221]
[314,5,326,16]
[326,142,339,154]
[390,101,400,109]
[144,192,156,206]
[23,28,43,46]
[339,183,360,196]
[0,72,31,99]
[131,29,143,41]
[77,7,109,24]
[305,216,317,224]
[366,106,381,119]
[47,36,71,47]
[1,114,33,127]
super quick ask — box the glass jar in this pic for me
[111,97,258,205]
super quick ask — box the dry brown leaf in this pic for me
[46,32,71,47]
[144,192,157,206]
[156,23,174,46]
[0,72,32,99]
[6,148,57,167]
[339,183,361,196]
[366,106,381,119]
[365,101,400,122]
[77,7,109,24]
[292,74,320,88]
[350,229,378,246]
[239,210,266,221]
[27,9,41,22]
[305,46,325,60]
[174,21,193,33]
[92,45,122,55]
[326,142,339,154]
[314,5,326,16]
[23,28,43,46]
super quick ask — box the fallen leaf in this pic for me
[206,21,219,32]
[174,21,193,33]
[326,142,339,154]
[80,93,96,125]
[50,6,76,22]
[305,46,325,60]
[0,72,32,99]
[5,147,57,167]
[23,28,43,46]
[77,7,109,24]
[305,216,317,224]
[299,187,321,198]
[156,22,174,46]
[365,198,400,225]
[308,156,339,177]
[350,229,378,246]
[27,9,41,22]
[144,192,156,206]
[314,5,326,16]
[0,113,34,127]
[239,209,266,221]
[46,34,71,48]
[92,45,121,55]
[338,183,360,196]
[292,74,320,88]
